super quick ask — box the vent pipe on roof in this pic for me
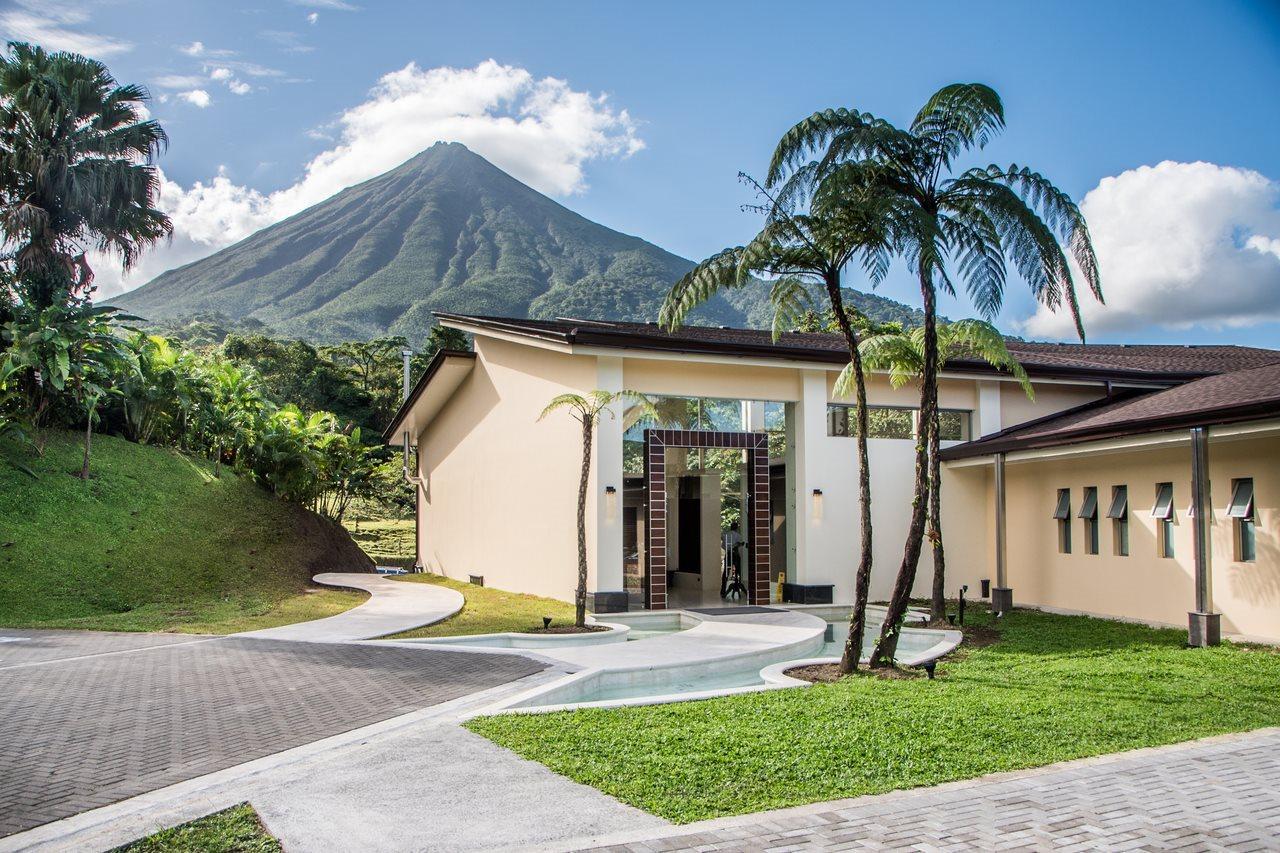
[401,348,414,402]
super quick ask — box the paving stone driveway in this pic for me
[578,728,1280,852]
[0,630,543,837]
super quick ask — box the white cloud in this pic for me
[1020,161,1280,338]
[177,89,212,108]
[91,60,643,299]
[154,74,207,89]
[210,67,232,81]
[0,1,132,57]
[229,80,252,96]
[288,0,359,10]
[306,12,320,24]
[180,41,205,56]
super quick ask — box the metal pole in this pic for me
[401,348,413,402]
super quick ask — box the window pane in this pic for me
[1078,487,1098,519]
[1106,485,1128,519]
[827,405,852,437]
[1240,519,1257,562]
[867,407,915,439]
[938,410,971,442]
[1151,482,1174,519]
[1053,488,1071,520]
[1227,478,1254,519]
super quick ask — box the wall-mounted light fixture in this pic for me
[812,488,824,521]
[605,485,618,522]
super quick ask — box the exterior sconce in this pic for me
[812,488,823,522]
[605,485,618,521]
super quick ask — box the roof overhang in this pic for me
[944,416,1280,468]
[382,349,476,443]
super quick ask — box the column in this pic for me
[590,356,627,612]
[991,452,1013,615]
[1189,426,1220,646]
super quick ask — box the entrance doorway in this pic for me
[642,428,770,609]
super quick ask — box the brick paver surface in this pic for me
[0,631,543,836]
[582,729,1280,851]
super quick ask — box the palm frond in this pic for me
[911,83,1005,168]
[659,246,746,331]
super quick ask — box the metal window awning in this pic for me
[1052,489,1071,520]
[1227,479,1255,519]
[1106,486,1128,519]
[1151,482,1174,519]
[1078,488,1098,519]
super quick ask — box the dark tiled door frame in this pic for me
[643,428,770,609]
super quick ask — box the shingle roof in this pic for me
[436,313,1280,384]
[940,362,1280,459]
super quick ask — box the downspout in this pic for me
[1188,426,1220,646]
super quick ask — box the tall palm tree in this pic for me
[0,42,171,308]
[540,390,657,628]
[767,83,1102,666]
[860,319,1031,622]
[660,166,908,673]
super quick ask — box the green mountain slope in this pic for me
[113,143,923,343]
[0,432,373,632]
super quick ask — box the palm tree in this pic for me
[540,390,656,628]
[660,166,908,673]
[860,319,1031,622]
[0,42,171,308]
[767,83,1102,666]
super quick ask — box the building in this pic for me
[384,313,1280,645]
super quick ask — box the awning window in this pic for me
[1078,487,1098,519]
[1106,486,1128,519]
[1151,482,1174,520]
[1052,489,1071,520]
[1227,479,1255,519]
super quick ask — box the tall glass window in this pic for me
[1227,478,1256,563]
[1152,482,1175,558]
[1053,488,1072,554]
[1079,486,1099,555]
[827,405,971,441]
[1107,485,1129,557]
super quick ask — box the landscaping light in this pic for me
[543,616,552,629]
[922,661,936,679]
[812,488,823,522]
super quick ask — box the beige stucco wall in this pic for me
[417,336,596,601]
[945,431,1280,643]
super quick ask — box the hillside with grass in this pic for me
[111,142,926,343]
[0,431,373,633]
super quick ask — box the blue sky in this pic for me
[5,0,1280,344]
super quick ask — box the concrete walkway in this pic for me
[554,727,1280,852]
[236,572,463,642]
[1,670,663,853]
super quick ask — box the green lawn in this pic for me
[344,516,416,565]
[385,574,576,638]
[112,803,280,852]
[0,431,369,634]
[467,605,1280,823]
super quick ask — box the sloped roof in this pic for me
[435,313,1280,384]
[940,362,1280,459]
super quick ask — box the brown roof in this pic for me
[436,313,1280,384]
[940,362,1280,459]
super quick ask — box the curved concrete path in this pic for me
[235,573,463,643]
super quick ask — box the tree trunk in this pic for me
[871,267,938,667]
[575,416,593,627]
[928,405,947,622]
[826,279,873,675]
[80,409,93,480]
